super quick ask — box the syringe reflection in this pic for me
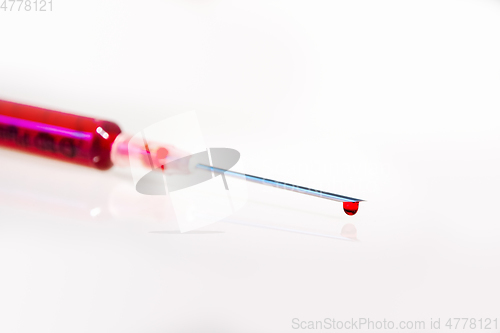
[0,150,358,241]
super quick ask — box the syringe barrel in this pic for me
[0,99,122,170]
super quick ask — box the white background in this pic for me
[0,0,499,332]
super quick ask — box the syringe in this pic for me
[0,99,363,215]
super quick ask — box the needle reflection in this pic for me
[0,149,360,241]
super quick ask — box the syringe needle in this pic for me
[196,164,364,216]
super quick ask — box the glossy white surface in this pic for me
[1,1,499,332]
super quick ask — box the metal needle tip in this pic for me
[196,164,364,203]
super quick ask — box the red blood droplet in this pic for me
[343,201,359,216]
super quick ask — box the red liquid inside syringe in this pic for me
[0,100,122,170]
